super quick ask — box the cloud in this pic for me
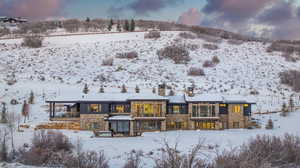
[201,0,300,40]
[203,0,277,23]
[257,1,294,25]
[177,8,202,26]
[0,0,67,20]
[109,0,183,16]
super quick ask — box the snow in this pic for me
[1,31,300,167]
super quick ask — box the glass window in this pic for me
[173,105,180,114]
[89,104,101,113]
[116,105,124,113]
[233,105,242,113]
[200,105,209,117]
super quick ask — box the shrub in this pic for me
[153,139,208,168]
[144,30,161,39]
[203,60,215,68]
[188,67,205,76]
[265,119,274,129]
[17,130,73,166]
[178,32,197,39]
[123,150,143,168]
[22,35,44,48]
[157,45,190,64]
[185,43,200,51]
[214,134,300,168]
[212,56,220,64]
[102,58,114,66]
[116,51,138,59]
[62,151,109,168]
[281,52,299,62]
[203,43,219,50]
[0,27,10,37]
[279,70,300,92]
[267,42,300,53]
[227,39,244,45]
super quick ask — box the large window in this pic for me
[89,104,101,113]
[167,121,188,129]
[137,121,161,130]
[192,104,217,117]
[110,104,130,113]
[173,106,180,114]
[195,121,216,130]
[134,103,162,117]
[110,121,130,133]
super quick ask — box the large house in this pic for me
[46,84,255,136]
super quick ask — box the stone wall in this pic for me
[80,114,108,131]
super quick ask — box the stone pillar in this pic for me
[130,121,135,136]
[161,120,166,131]
[105,121,109,131]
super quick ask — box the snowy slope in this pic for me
[1,31,300,167]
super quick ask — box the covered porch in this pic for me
[46,100,81,121]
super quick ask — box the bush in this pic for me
[279,70,300,92]
[267,42,300,53]
[102,58,114,66]
[144,30,161,39]
[185,43,200,51]
[265,119,274,129]
[212,56,220,64]
[188,67,205,76]
[153,139,208,168]
[203,43,219,50]
[178,32,197,39]
[17,130,73,166]
[123,150,143,168]
[203,60,215,68]
[281,52,299,62]
[157,45,190,64]
[62,151,109,168]
[227,39,244,45]
[0,27,10,37]
[214,134,300,168]
[22,35,44,48]
[116,51,138,59]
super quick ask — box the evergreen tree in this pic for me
[281,102,288,117]
[117,21,122,32]
[130,19,135,32]
[28,91,34,104]
[289,95,295,112]
[83,84,89,94]
[121,84,127,93]
[21,100,29,123]
[108,19,114,31]
[99,85,104,93]
[265,119,274,129]
[135,85,140,93]
[168,89,175,96]
[0,103,7,123]
[0,130,8,162]
[86,17,90,23]
[123,20,129,31]
[152,87,156,94]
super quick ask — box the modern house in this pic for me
[46,84,255,136]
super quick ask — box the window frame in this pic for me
[89,104,101,113]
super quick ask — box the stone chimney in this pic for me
[158,83,166,96]
[187,86,194,97]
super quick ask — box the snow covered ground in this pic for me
[1,31,300,167]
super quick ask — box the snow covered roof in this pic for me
[47,92,256,104]
[107,115,133,121]
[168,95,186,103]
[47,92,168,102]
[224,95,256,104]
[185,94,224,102]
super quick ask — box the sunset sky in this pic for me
[1,0,300,39]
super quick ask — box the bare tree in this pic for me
[7,111,17,157]
[123,150,144,168]
[0,127,9,162]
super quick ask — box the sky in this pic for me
[1,0,300,40]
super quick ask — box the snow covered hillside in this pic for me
[1,31,299,111]
[1,31,300,167]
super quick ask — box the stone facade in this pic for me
[80,114,107,131]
